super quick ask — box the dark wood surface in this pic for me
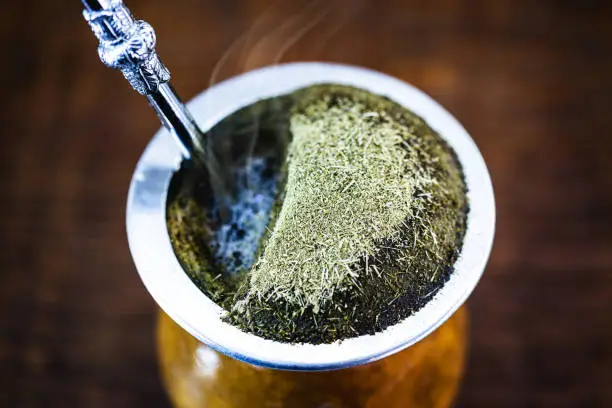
[2,1,611,406]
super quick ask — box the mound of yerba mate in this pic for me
[167,84,468,344]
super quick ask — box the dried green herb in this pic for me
[166,84,468,344]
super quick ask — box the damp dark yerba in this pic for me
[166,84,468,344]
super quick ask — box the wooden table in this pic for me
[2,1,611,406]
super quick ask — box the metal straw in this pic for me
[81,0,205,162]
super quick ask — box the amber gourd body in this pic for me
[157,307,466,408]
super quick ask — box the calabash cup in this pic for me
[126,62,495,371]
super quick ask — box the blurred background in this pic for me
[1,0,611,406]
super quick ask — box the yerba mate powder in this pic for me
[167,84,468,344]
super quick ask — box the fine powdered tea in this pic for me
[167,84,468,344]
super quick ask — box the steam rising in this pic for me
[202,0,362,209]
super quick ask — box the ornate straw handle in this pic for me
[81,0,206,162]
[82,0,170,95]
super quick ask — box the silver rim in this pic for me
[126,62,496,370]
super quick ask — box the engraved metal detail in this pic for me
[83,0,170,95]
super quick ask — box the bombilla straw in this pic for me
[81,0,206,163]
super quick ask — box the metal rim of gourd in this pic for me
[126,62,496,371]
